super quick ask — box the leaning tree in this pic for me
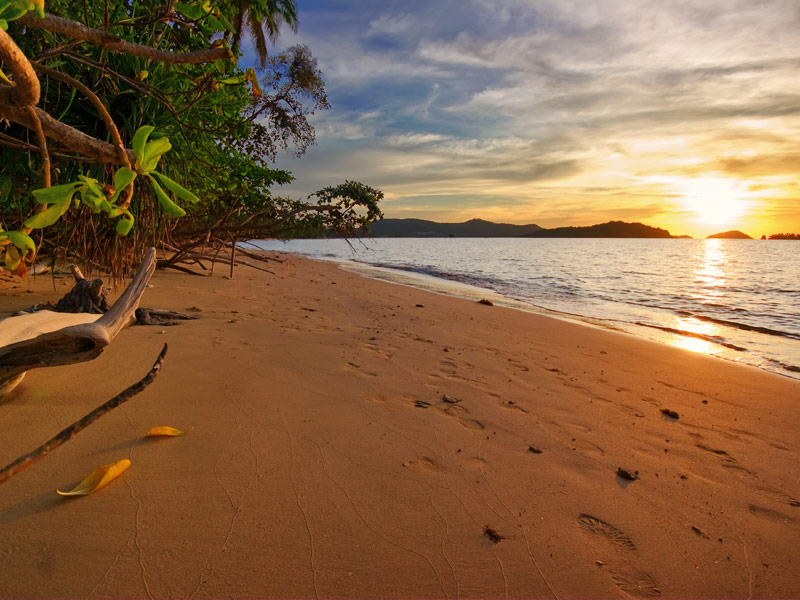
[0,0,382,277]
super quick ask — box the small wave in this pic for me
[366,261,502,290]
[690,314,800,341]
[635,322,747,352]
[760,356,800,375]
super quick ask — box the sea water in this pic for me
[251,238,800,379]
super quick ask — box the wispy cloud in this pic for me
[268,0,800,237]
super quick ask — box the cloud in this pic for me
[268,0,800,235]
[367,14,417,36]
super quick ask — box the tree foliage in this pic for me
[0,0,382,277]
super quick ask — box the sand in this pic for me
[1,253,799,599]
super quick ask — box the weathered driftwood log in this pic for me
[0,248,156,397]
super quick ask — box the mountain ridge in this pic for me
[365,218,688,238]
[367,218,543,237]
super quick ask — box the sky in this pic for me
[258,0,800,238]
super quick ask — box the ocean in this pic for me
[250,238,800,379]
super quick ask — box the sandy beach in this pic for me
[1,253,799,599]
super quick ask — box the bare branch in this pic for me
[24,106,51,237]
[19,13,232,64]
[34,64,130,169]
[0,344,168,485]
[2,103,134,164]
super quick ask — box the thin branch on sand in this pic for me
[0,343,168,485]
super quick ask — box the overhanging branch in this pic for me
[19,13,232,64]
[2,104,135,164]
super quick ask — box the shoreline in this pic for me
[293,251,800,381]
[2,253,799,598]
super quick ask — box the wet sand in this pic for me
[1,253,799,598]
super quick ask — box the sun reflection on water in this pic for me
[691,239,728,303]
[667,316,723,355]
[667,240,731,355]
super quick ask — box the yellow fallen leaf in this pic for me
[146,425,193,437]
[56,459,131,496]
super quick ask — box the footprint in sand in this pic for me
[361,342,393,359]
[501,400,528,413]
[402,456,446,474]
[344,361,378,378]
[439,360,458,376]
[439,403,485,430]
[748,504,796,524]
[607,569,662,598]
[366,393,388,404]
[695,443,729,456]
[578,515,637,551]
[571,438,605,456]
[693,443,754,475]
[418,397,487,431]
[507,358,530,372]
[578,514,662,597]
[461,456,487,469]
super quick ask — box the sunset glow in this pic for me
[679,177,751,227]
[267,1,800,238]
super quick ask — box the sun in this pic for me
[679,177,750,226]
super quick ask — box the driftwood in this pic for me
[0,343,167,484]
[53,264,109,313]
[135,308,198,326]
[0,248,156,396]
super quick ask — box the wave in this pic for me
[635,322,747,352]
[674,312,800,341]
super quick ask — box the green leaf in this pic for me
[0,174,13,201]
[0,5,27,21]
[206,14,223,30]
[31,181,81,204]
[132,125,154,170]
[77,175,104,198]
[174,1,207,20]
[151,171,199,203]
[3,245,21,272]
[149,178,186,217]
[99,200,122,217]
[79,186,105,212]
[215,11,234,32]
[81,190,103,212]
[23,199,70,229]
[140,137,172,172]
[115,210,134,236]
[245,68,262,98]
[110,167,137,201]
[5,230,36,256]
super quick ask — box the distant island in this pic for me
[707,230,752,239]
[366,218,688,238]
[367,218,543,237]
[525,221,677,238]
